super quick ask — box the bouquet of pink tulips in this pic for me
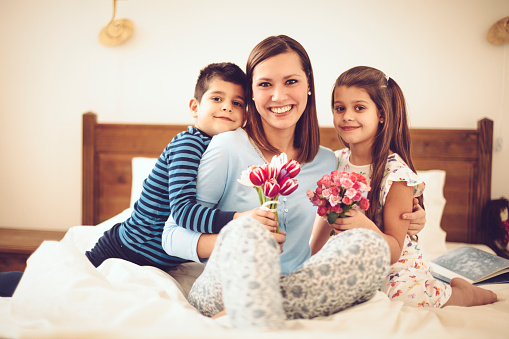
[238,153,300,233]
[307,171,370,225]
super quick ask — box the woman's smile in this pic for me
[252,52,309,133]
[269,105,293,114]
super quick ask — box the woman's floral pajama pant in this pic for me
[188,216,390,330]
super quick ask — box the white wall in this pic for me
[1,0,508,231]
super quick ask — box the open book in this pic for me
[430,246,509,285]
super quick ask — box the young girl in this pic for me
[310,66,497,308]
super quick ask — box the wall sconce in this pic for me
[487,16,509,45]
[99,0,134,46]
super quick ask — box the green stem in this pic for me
[255,187,280,233]
[274,210,280,233]
[272,195,280,233]
[328,205,351,236]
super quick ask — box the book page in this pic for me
[429,262,473,284]
[431,246,509,283]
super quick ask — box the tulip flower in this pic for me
[237,152,301,233]
[266,163,279,180]
[279,177,298,196]
[249,166,268,186]
[270,152,288,170]
[279,159,300,180]
[263,178,280,198]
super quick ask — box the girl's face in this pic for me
[332,85,381,149]
[251,52,309,134]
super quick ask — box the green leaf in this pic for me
[327,212,338,224]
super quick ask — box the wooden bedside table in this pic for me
[0,228,66,272]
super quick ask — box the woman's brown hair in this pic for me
[244,35,320,164]
[331,66,422,227]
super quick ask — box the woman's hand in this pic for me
[233,209,278,233]
[233,209,284,252]
[402,198,426,236]
[271,231,286,253]
[330,209,378,234]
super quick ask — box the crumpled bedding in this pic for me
[3,210,509,339]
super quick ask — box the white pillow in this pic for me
[416,170,448,259]
[130,157,158,208]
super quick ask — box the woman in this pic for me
[163,35,426,330]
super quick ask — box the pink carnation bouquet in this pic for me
[307,171,371,226]
[238,153,300,233]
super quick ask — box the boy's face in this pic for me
[190,78,245,136]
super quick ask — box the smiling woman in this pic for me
[244,36,320,165]
[162,35,398,330]
[251,52,310,150]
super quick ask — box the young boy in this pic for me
[85,62,252,270]
[0,62,278,297]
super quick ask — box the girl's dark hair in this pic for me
[331,66,422,225]
[194,62,246,102]
[244,35,319,164]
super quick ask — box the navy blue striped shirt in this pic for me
[117,127,235,267]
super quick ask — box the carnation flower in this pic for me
[307,170,371,226]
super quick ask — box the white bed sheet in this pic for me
[1,209,508,339]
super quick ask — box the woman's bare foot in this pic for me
[443,277,498,307]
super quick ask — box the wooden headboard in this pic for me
[82,112,493,244]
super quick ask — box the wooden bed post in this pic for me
[476,118,493,243]
[82,112,97,225]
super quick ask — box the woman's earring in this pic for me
[308,91,312,96]
[252,97,255,101]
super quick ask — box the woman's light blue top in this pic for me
[163,128,336,275]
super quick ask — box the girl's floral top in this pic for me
[335,151,450,308]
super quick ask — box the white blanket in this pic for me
[3,211,509,339]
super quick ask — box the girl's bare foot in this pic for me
[444,277,498,307]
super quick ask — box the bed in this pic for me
[1,112,508,339]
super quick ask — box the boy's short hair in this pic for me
[194,62,247,102]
